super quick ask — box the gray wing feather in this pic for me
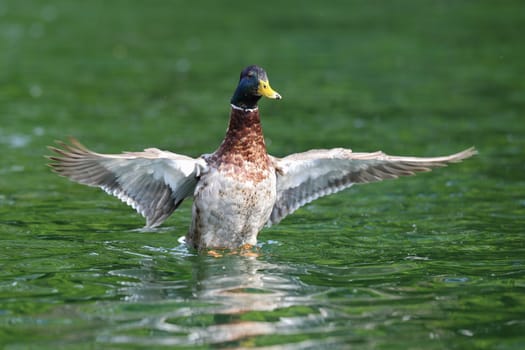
[268,147,477,226]
[48,137,206,227]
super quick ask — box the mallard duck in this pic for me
[48,65,477,250]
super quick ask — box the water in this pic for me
[1,0,524,348]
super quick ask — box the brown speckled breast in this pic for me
[209,108,272,182]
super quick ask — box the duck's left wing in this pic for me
[267,147,477,226]
[48,137,207,228]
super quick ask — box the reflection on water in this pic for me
[99,245,342,347]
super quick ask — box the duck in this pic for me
[48,65,477,250]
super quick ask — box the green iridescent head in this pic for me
[230,65,281,109]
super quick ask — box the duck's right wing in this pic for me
[47,137,207,228]
[268,147,477,226]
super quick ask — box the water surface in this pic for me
[1,1,524,348]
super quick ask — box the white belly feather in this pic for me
[188,169,276,249]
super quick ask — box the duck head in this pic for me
[231,65,281,110]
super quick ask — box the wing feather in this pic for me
[47,137,206,227]
[268,147,477,226]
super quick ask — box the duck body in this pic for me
[188,107,276,249]
[48,65,477,251]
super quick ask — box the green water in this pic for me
[1,0,524,348]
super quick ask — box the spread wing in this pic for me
[47,137,207,228]
[267,147,477,226]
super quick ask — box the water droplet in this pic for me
[10,165,24,172]
[443,276,469,283]
[458,329,474,337]
[353,118,365,128]
[5,24,23,40]
[405,255,429,261]
[176,58,191,73]
[41,5,57,22]
[186,38,201,51]
[1,134,31,148]
[29,84,42,98]
[33,126,45,136]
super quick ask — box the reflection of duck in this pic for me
[182,254,313,345]
[48,65,477,250]
[110,252,321,346]
[193,255,300,314]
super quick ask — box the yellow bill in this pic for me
[257,80,282,99]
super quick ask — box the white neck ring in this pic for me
[231,103,258,113]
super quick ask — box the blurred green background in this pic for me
[1,0,524,348]
[2,0,523,156]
